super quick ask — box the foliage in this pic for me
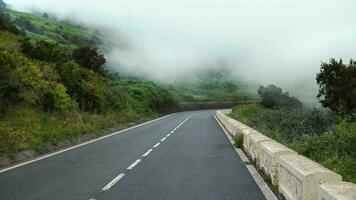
[168,67,251,102]
[120,80,178,113]
[20,39,69,64]
[0,50,76,113]
[0,12,20,34]
[234,134,244,148]
[0,31,21,52]
[72,46,106,74]
[258,84,302,109]
[231,104,355,183]
[316,58,356,117]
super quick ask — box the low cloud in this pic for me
[6,0,356,102]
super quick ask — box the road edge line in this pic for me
[214,115,278,200]
[0,113,174,174]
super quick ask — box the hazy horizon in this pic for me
[5,0,356,102]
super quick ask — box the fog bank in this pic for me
[5,0,356,102]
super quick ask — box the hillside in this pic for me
[2,7,103,50]
[0,5,253,159]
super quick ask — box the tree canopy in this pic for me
[316,58,356,117]
[72,46,106,75]
[258,84,302,109]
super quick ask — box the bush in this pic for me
[258,84,302,109]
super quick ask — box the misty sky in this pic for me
[5,0,356,100]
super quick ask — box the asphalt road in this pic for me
[0,110,266,200]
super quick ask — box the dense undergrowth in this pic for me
[231,103,356,183]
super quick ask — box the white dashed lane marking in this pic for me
[127,159,141,170]
[153,142,160,148]
[102,173,125,191]
[142,149,153,157]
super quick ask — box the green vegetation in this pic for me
[2,8,103,49]
[167,67,251,102]
[230,83,356,183]
[233,134,243,148]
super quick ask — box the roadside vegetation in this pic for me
[230,60,356,183]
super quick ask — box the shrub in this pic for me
[234,134,244,148]
[258,84,302,109]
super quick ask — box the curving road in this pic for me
[0,110,266,200]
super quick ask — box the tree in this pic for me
[316,58,356,116]
[72,46,106,74]
[258,84,302,109]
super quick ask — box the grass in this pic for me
[230,104,356,183]
[0,105,145,157]
[233,134,244,148]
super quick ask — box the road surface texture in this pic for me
[0,110,266,200]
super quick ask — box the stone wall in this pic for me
[215,110,356,200]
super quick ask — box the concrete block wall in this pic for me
[215,110,356,200]
[319,182,356,200]
[279,154,342,200]
[247,132,271,164]
[259,141,297,185]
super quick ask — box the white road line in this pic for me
[153,142,160,148]
[89,198,96,200]
[142,149,153,157]
[166,133,171,137]
[102,173,125,191]
[170,130,174,134]
[161,137,167,142]
[127,159,141,170]
[0,114,174,174]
